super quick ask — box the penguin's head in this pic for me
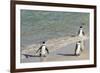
[78,41,81,43]
[79,26,83,30]
[77,41,81,45]
[42,41,46,45]
[42,41,45,44]
[80,26,83,29]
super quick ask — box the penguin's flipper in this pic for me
[83,31,85,35]
[46,47,49,54]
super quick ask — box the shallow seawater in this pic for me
[21,10,90,48]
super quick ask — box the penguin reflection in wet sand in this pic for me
[36,41,49,57]
[75,41,81,56]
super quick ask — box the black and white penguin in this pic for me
[36,41,49,57]
[75,41,81,56]
[78,26,85,37]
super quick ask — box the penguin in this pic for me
[75,41,81,56]
[78,26,85,37]
[36,41,49,57]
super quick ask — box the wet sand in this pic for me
[21,36,89,63]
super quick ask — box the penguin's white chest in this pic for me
[41,46,46,55]
[76,43,81,54]
[79,30,83,37]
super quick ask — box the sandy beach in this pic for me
[21,36,89,63]
[20,10,90,63]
